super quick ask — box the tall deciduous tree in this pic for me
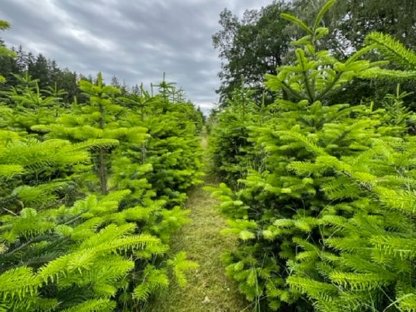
[214,0,416,107]
[212,1,291,104]
[289,0,416,58]
[319,0,416,106]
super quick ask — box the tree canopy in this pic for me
[213,0,416,106]
[212,1,291,104]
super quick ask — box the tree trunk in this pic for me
[98,148,108,194]
[98,102,108,194]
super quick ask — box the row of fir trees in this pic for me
[0,21,204,311]
[209,1,416,311]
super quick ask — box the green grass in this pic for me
[146,135,249,312]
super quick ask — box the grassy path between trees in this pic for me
[147,135,248,312]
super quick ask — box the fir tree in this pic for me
[210,1,416,310]
[1,65,202,311]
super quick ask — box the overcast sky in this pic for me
[0,0,272,113]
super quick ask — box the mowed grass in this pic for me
[146,136,249,312]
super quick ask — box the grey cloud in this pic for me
[0,0,271,112]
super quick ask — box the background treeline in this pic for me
[209,1,416,311]
[0,20,204,311]
[0,45,81,103]
[0,42,176,105]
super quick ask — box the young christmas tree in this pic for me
[210,1,416,310]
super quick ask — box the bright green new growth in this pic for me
[210,0,416,311]
[0,67,203,311]
[3,2,416,310]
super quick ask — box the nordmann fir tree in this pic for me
[30,73,200,310]
[0,24,60,134]
[110,76,203,220]
[1,19,201,310]
[109,80,202,308]
[0,130,166,310]
[0,78,172,310]
[285,25,416,312]
[0,22,201,309]
[108,87,157,210]
[209,87,266,188]
[0,153,168,311]
[211,0,416,311]
[135,79,203,207]
[33,73,124,194]
[0,73,65,136]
